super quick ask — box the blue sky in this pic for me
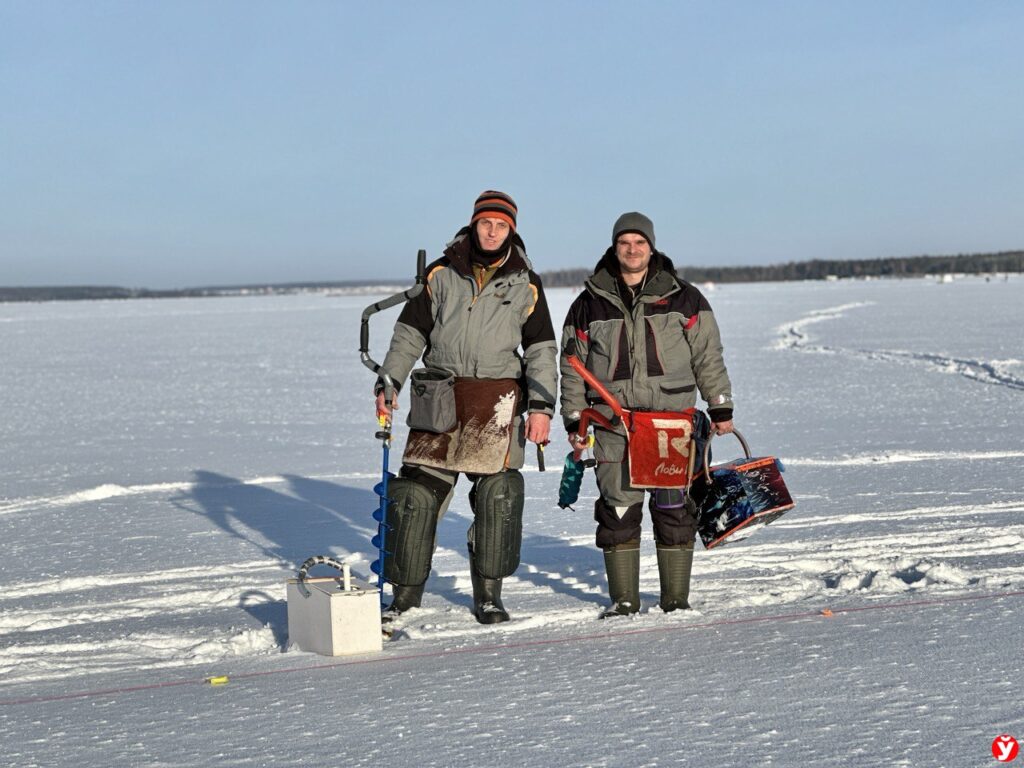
[2,1,1022,288]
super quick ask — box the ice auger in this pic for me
[360,249,427,605]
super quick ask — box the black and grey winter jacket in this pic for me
[379,230,558,415]
[559,252,733,431]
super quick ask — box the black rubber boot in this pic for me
[382,583,424,623]
[656,543,694,613]
[600,541,641,618]
[469,553,510,624]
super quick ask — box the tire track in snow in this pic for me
[774,301,1024,391]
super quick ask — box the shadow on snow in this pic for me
[173,470,605,643]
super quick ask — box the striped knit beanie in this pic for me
[471,190,517,231]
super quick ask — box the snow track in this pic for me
[785,449,1024,466]
[0,560,284,601]
[0,627,279,684]
[346,490,1024,645]
[0,556,289,682]
[2,457,1022,685]
[774,301,1024,391]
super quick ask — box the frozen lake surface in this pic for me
[1,276,1022,767]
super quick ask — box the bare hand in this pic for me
[375,392,397,421]
[712,419,734,435]
[525,412,552,444]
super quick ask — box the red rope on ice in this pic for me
[3,588,1023,708]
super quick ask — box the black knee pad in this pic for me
[594,499,644,549]
[650,490,698,546]
[468,470,524,579]
[400,465,456,503]
[382,477,441,586]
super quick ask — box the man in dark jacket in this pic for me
[374,190,557,625]
[559,212,734,617]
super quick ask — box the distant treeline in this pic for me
[540,250,1024,287]
[2,250,1021,302]
[0,285,214,302]
[0,281,400,303]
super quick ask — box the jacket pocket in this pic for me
[654,378,697,411]
[592,427,626,463]
[659,382,695,395]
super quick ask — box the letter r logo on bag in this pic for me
[652,418,692,459]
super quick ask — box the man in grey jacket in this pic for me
[560,212,734,618]
[375,190,557,625]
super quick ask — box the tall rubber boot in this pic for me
[382,583,424,624]
[656,543,694,613]
[469,549,510,624]
[600,541,641,618]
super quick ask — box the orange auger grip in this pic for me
[573,408,613,460]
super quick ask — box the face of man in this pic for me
[615,233,652,284]
[475,217,511,251]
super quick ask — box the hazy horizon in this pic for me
[4,243,1021,292]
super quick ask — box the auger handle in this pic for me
[360,249,428,402]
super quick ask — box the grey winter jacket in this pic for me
[559,253,733,431]
[380,230,558,415]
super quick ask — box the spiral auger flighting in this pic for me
[368,427,395,608]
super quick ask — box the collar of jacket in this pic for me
[444,227,532,277]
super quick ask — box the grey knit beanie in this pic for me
[612,212,655,249]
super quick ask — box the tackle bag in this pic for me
[690,429,794,549]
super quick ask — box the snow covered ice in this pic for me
[1,276,1022,767]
